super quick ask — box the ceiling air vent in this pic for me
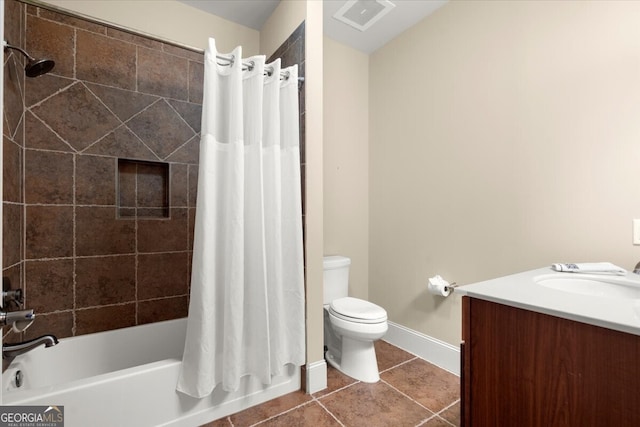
[333,0,396,32]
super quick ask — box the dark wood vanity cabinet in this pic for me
[461,296,640,427]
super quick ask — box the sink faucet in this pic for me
[634,261,640,275]
[3,335,59,359]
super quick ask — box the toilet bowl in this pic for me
[323,256,388,383]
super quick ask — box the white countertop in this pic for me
[458,266,640,336]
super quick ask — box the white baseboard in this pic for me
[304,359,327,394]
[383,321,460,376]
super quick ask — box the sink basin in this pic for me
[534,274,640,299]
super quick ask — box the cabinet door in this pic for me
[462,297,640,427]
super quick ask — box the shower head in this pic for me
[3,40,55,77]
[24,57,55,78]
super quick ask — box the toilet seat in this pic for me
[329,297,387,324]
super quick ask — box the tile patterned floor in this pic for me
[202,340,460,427]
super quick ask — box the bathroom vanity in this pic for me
[459,268,640,427]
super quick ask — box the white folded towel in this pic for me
[551,262,626,275]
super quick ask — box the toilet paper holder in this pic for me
[427,275,457,297]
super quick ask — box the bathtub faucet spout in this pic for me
[3,335,59,359]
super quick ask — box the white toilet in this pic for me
[323,255,388,383]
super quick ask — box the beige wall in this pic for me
[260,0,305,59]
[303,0,325,368]
[369,0,640,345]
[323,37,369,300]
[40,0,259,54]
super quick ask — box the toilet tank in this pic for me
[323,256,351,304]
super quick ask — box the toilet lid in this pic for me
[329,297,387,324]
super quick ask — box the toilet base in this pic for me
[325,335,380,383]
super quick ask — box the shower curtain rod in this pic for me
[216,53,304,82]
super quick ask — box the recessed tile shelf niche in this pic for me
[118,159,170,219]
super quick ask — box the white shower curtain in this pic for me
[177,38,305,398]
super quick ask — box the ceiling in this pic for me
[178,0,281,31]
[178,0,447,54]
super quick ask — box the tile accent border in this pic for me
[384,321,461,376]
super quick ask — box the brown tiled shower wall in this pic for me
[4,0,27,341]
[268,22,306,222]
[2,0,203,341]
[3,1,306,341]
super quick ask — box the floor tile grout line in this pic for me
[380,354,461,425]
[248,399,317,427]
[433,398,461,427]
[415,412,441,427]
[314,397,347,427]
[418,414,457,427]
[313,378,361,400]
[379,355,419,374]
[413,401,460,427]
[380,379,438,418]
[438,398,461,415]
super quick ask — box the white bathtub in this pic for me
[2,319,301,427]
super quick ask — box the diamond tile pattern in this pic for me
[25,73,74,108]
[24,111,73,152]
[85,82,159,122]
[31,82,121,151]
[127,99,196,159]
[29,79,197,160]
[85,126,158,160]
[167,99,203,133]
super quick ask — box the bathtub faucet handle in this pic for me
[2,277,23,308]
[2,288,24,308]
